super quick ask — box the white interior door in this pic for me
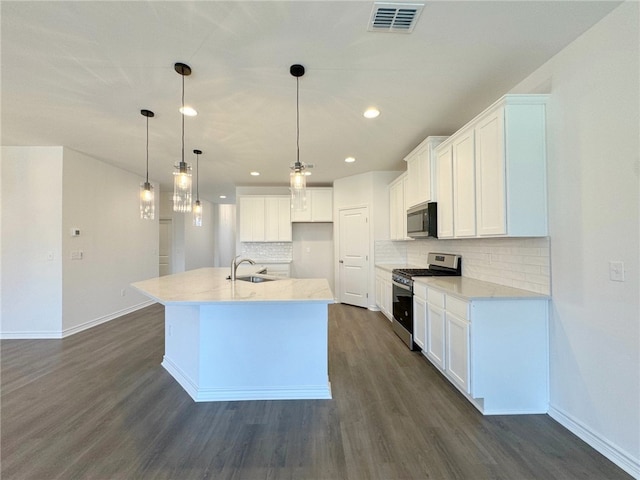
[159,219,172,276]
[338,207,369,308]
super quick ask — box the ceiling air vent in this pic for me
[368,2,424,33]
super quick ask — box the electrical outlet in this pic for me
[120,289,126,297]
[609,261,625,282]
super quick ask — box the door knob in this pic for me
[339,260,344,263]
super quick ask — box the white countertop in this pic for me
[132,267,334,305]
[413,276,549,301]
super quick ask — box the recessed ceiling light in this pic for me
[363,108,380,119]
[345,156,356,163]
[219,195,227,199]
[180,106,198,117]
[250,171,260,176]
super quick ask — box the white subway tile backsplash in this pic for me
[376,236,550,295]
[239,242,293,262]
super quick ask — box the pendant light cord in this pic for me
[296,76,300,167]
[196,153,199,201]
[145,115,150,183]
[181,74,185,165]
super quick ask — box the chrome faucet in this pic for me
[230,255,255,281]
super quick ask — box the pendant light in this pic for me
[290,64,307,211]
[193,149,203,227]
[140,109,155,220]
[173,62,193,212]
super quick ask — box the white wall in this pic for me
[1,146,158,338]
[291,223,334,292]
[185,199,215,271]
[61,148,158,334]
[213,204,236,267]
[159,192,217,273]
[1,147,64,337]
[511,2,639,475]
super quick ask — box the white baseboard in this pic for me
[61,301,156,337]
[0,330,63,339]
[163,356,332,403]
[548,405,640,478]
[0,301,156,339]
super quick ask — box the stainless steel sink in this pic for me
[236,275,275,283]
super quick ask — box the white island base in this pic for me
[162,302,332,402]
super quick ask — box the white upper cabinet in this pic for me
[435,94,548,239]
[265,196,292,241]
[238,196,266,242]
[389,173,409,241]
[238,195,291,242]
[405,136,447,209]
[475,109,506,235]
[291,188,333,222]
[452,130,476,237]
[435,144,454,239]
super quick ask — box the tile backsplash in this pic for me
[376,237,550,295]
[239,242,293,263]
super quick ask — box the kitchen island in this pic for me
[132,267,334,402]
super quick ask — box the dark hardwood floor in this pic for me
[1,303,631,479]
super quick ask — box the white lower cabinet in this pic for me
[412,283,427,350]
[419,281,549,415]
[375,267,393,320]
[445,310,470,394]
[425,290,446,370]
[255,263,291,278]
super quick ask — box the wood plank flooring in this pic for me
[1,303,632,479]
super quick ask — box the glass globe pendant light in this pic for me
[173,62,193,213]
[193,149,203,227]
[140,109,155,220]
[290,64,307,211]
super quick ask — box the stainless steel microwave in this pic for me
[407,202,438,238]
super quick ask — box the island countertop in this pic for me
[132,267,335,305]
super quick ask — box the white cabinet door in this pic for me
[240,196,289,242]
[291,198,312,222]
[405,147,425,209]
[446,311,470,394]
[426,303,445,370]
[476,108,507,236]
[383,277,393,320]
[413,295,427,350]
[311,189,333,222]
[389,174,406,241]
[238,197,265,242]
[272,196,292,241]
[453,130,476,237]
[291,188,333,222]
[435,145,454,239]
[375,270,383,310]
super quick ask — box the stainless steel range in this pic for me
[391,253,461,350]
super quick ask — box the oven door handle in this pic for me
[392,280,412,292]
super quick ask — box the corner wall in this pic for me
[1,147,64,337]
[511,2,639,475]
[61,148,158,334]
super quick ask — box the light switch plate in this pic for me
[609,261,625,282]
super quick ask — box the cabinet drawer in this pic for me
[446,296,469,320]
[427,289,445,308]
[414,283,427,301]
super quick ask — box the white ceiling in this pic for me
[1,1,620,203]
